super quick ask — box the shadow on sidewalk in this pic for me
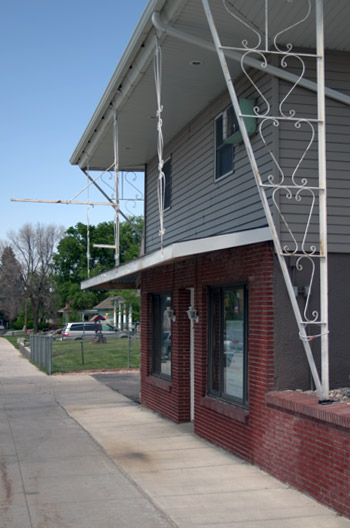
[91,370,140,403]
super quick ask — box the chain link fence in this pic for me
[18,334,140,375]
[30,335,52,375]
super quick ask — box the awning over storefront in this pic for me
[81,226,272,290]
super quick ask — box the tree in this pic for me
[8,223,65,333]
[61,282,100,312]
[53,217,144,310]
[119,217,144,264]
[0,245,23,323]
[53,222,90,284]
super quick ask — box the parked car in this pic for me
[61,322,129,340]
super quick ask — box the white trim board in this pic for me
[81,227,272,290]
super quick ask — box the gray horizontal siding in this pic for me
[277,50,350,253]
[145,50,350,256]
[145,71,272,254]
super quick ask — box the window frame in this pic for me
[208,282,248,408]
[214,105,237,182]
[151,291,173,380]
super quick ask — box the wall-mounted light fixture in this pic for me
[186,305,199,323]
[166,306,176,323]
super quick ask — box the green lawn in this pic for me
[52,337,140,373]
[2,334,140,374]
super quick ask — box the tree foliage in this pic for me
[119,218,144,264]
[0,217,143,330]
[53,217,144,313]
[0,245,23,322]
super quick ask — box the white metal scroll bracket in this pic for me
[201,0,329,401]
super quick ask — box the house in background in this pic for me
[92,296,132,329]
[58,300,98,323]
[70,0,350,517]
[58,301,72,324]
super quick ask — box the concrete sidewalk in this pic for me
[1,338,349,528]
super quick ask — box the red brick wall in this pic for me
[139,242,350,517]
[193,243,275,462]
[140,262,193,423]
[140,242,274,433]
[262,392,350,518]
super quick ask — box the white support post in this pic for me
[201,0,328,399]
[113,300,117,328]
[118,303,122,330]
[128,305,133,330]
[122,304,126,330]
[190,288,195,422]
[86,171,91,278]
[113,111,120,267]
[316,0,329,400]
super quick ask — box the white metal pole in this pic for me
[113,300,117,328]
[201,0,323,396]
[316,0,329,401]
[190,288,195,422]
[264,0,268,52]
[86,171,90,278]
[118,303,122,330]
[11,198,119,206]
[128,305,133,330]
[113,112,120,267]
[123,304,126,330]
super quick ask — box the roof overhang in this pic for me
[71,0,350,172]
[81,226,272,290]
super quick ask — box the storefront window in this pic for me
[152,293,172,379]
[209,284,248,406]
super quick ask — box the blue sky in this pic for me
[0,0,147,242]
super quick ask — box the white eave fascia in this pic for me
[70,0,166,168]
[70,0,188,170]
[81,226,273,290]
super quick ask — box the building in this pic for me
[70,0,350,517]
[92,296,132,329]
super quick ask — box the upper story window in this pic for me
[208,283,248,407]
[163,157,172,210]
[152,292,172,379]
[214,105,237,181]
[214,100,256,181]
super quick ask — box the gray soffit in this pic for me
[71,0,350,173]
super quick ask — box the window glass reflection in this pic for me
[161,295,172,377]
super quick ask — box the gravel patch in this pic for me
[328,387,350,403]
[302,387,350,403]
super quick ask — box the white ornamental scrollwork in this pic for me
[223,0,322,340]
